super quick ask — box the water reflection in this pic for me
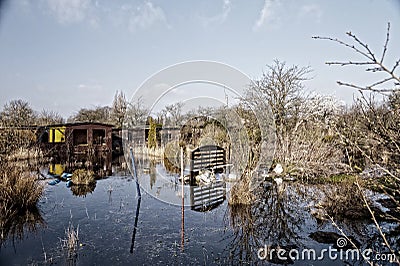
[45,153,128,197]
[130,196,141,254]
[0,207,45,248]
[133,155,228,210]
[224,180,400,265]
[226,182,305,264]
[48,153,112,179]
[70,183,96,197]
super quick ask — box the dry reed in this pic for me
[71,169,95,185]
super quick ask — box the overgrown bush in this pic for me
[71,169,95,185]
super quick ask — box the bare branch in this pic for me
[312,36,373,61]
[346,31,376,61]
[365,67,384,72]
[381,22,390,63]
[355,180,398,260]
[336,81,400,94]
[368,77,395,88]
[392,59,400,73]
[314,25,400,94]
[325,61,376,66]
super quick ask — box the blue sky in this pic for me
[0,0,399,118]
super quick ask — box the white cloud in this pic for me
[199,0,232,26]
[43,1,168,31]
[45,0,92,24]
[253,0,280,31]
[298,4,323,23]
[127,1,167,32]
[78,83,102,90]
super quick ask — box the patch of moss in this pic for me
[327,174,358,183]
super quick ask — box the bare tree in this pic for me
[68,106,111,123]
[164,102,183,127]
[0,99,36,127]
[124,97,148,127]
[111,90,127,129]
[37,109,64,126]
[248,60,311,164]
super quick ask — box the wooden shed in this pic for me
[38,122,113,155]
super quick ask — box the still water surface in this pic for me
[0,162,398,265]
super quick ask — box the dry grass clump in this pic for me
[0,163,43,213]
[60,222,79,259]
[71,169,95,185]
[228,170,254,205]
[0,162,44,246]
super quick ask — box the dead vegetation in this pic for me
[0,162,43,215]
[59,222,79,260]
[0,206,44,247]
[319,180,374,220]
[0,159,44,247]
[71,169,95,185]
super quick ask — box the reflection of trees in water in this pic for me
[150,160,156,189]
[228,183,400,264]
[0,207,44,248]
[226,183,308,264]
[70,183,96,197]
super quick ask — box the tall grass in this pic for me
[0,161,44,246]
[0,162,43,213]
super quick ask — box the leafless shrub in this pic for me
[314,22,400,263]
[245,60,346,179]
[163,140,180,173]
[70,183,96,197]
[315,23,400,199]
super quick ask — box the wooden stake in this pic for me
[180,146,185,252]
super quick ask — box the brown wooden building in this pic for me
[38,122,113,154]
[38,122,113,174]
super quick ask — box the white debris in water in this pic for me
[273,164,283,175]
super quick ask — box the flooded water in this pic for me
[1,161,399,265]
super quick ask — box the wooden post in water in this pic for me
[180,146,185,252]
[130,146,142,254]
